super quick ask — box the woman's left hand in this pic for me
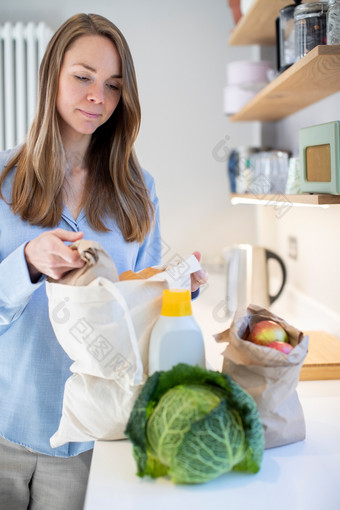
[191,251,208,292]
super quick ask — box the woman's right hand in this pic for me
[24,228,85,282]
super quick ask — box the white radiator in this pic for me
[0,22,53,151]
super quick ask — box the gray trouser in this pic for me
[0,435,93,510]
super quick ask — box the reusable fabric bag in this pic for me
[46,240,201,447]
[215,304,309,449]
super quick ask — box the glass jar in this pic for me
[276,2,303,73]
[294,2,328,60]
[278,4,298,72]
[327,0,340,44]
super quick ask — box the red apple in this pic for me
[248,320,288,345]
[266,341,293,354]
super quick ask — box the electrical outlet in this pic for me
[288,236,298,260]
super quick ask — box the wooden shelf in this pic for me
[230,193,340,206]
[229,45,340,122]
[228,0,308,46]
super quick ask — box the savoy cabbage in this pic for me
[125,363,264,484]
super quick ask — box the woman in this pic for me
[0,12,207,510]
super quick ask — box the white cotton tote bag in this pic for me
[45,240,201,447]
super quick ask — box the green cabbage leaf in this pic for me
[125,363,264,484]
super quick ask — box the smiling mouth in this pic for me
[78,109,101,119]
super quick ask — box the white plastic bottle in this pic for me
[148,289,206,375]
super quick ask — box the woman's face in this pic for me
[56,34,122,141]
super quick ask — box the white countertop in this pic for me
[83,381,340,510]
[83,271,340,510]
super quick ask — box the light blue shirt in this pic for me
[0,147,162,457]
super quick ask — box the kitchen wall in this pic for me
[2,0,261,263]
[257,84,340,330]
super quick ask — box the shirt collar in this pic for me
[62,206,86,229]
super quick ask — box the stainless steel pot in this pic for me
[223,244,287,317]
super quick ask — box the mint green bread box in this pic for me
[299,121,340,195]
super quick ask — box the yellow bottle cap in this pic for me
[161,289,192,317]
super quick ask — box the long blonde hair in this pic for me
[0,13,153,242]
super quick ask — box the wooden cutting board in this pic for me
[299,331,340,380]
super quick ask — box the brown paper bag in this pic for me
[215,304,309,449]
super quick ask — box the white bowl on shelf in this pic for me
[226,60,272,89]
[223,85,256,115]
